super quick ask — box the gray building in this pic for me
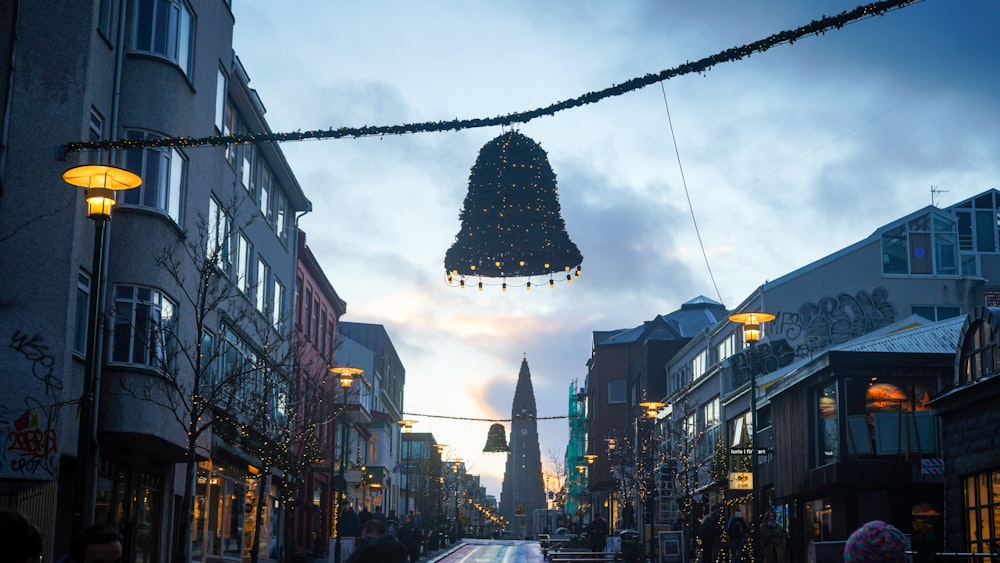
[0,2,309,561]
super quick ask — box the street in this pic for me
[429,539,546,563]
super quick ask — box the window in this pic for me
[75,271,91,354]
[274,192,288,244]
[273,279,285,331]
[691,350,707,381]
[881,212,959,276]
[963,471,1000,555]
[207,196,232,269]
[256,257,270,316]
[111,285,176,369]
[235,232,251,294]
[89,108,105,164]
[122,130,186,224]
[716,334,735,365]
[843,376,935,458]
[960,319,998,385]
[303,288,312,338]
[98,0,114,40]
[215,68,227,132]
[224,98,238,167]
[241,144,255,193]
[817,383,839,466]
[608,380,626,404]
[912,305,962,322]
[259,166,272,223]
[133,0,193,75]
[703,398,720,428]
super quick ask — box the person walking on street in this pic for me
[727,509,749,563]
[587,512,610,553]
[758,510,787,563]
[697,504,723,563]
[344,520,408,563]
[400,514,423,563]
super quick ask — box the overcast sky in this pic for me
[231,1,1000,496]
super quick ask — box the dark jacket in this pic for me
[344,535,408,563]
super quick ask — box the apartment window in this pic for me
[122,130,186,224]
[241,143,255,194]
[133,0,193,75]
[608,380,626,404]
[111,285,176,369]
[214,68,227,132]
[703,398,720,428]
[207,196,232,269]
[274,192,288,244]
[256,257,270,316]
[89,108,105,164]
[716,334,735,365]
[273,279,285,331]
[691,350,707,381]
[199,330,215,389]
[303,288,313,338]
[98,0,115,40]
[224,98,238,167]
[259,167,272,223]
[235,232,251,294]
[74,271,91,354]
[817,382,839,466]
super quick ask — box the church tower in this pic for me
[499,357,548,537]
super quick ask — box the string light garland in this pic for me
[62,0,919,154]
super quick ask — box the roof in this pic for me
[593,295,727,346]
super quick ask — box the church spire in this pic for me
[500,357,547,537]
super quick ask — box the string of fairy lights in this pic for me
[62,0,920,155]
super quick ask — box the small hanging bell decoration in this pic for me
[445,131,583,288]
[482,423,511,453]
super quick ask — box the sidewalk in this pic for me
[421,540,466,562]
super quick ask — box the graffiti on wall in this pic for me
[2,331,61,479]
[730,287,896,381]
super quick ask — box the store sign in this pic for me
[728,472,752,490]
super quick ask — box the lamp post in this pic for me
[398,419,418,517]
[330,366,362,563]
[727,312,775,528]
[433,444,447,533]
[63,164,141,533]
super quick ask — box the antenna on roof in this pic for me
[931,185,949,207]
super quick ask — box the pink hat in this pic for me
[844,521,907,563]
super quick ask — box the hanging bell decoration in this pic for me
[445,130,583,286]
[482,423,511,453]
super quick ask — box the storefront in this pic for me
[192,460,280,561]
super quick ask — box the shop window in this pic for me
[843,377,935,457]
[816,383,839,466]
[963,471,1000,555]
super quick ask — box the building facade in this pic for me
[0,2,310,561]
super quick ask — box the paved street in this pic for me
[426,539,545,563]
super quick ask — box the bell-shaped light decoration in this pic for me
[445,131,582,284]
[482,423,511,453]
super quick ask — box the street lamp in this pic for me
[330,366,362,563]
[728,312,775,528]
[63,164,141,533]
[398,419,418,516]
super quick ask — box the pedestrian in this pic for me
[385,510,401,538]
[758,510,787,563]
[726,509,749,563]
[358,505,372,525]
[345,520,408,563]
[399,514,422,563]
[338,503,362,539]
[697,504,723,563]
[62,523,123,563]
[587,512,609,553]
[0,509,43,563]
[843,520,907,563]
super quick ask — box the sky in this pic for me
[230,1,1000,497]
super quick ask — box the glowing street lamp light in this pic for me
[639,400,666,419]
[64,164,141,533]
[329,365,363,563]
[728,311,775,526]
